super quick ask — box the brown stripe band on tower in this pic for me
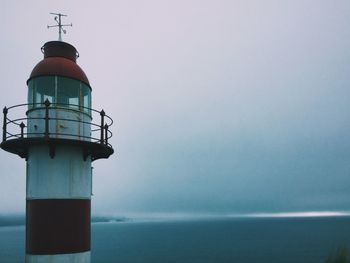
[26,199,91,255]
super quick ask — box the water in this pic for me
[1,217,350,263]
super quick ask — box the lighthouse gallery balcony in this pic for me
[1,102,114,161]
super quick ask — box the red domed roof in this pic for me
[27,41,90,87]
[28,57,90,86]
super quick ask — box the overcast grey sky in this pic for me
[0,0,350,215]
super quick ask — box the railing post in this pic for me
[44,99,51,139]
[100,110,105,144]
[20,122,25,139]
[2,107,8,142]
[104,124,109,145]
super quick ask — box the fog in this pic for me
[1,0,350,216]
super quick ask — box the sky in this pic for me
[0,0,349,216]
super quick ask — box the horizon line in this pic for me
[2,210,350,219]
[102,210,350,220]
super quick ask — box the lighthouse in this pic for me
[1,14,113,263]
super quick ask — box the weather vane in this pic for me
[47,13,72,41]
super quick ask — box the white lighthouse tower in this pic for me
[1,14,113,263]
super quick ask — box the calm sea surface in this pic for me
[1,217,350,263]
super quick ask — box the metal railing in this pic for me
[2,100,113,148]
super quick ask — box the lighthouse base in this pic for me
[25,251,90,263]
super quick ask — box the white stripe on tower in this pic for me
[26,251,90,263]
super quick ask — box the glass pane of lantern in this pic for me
[57,76,80,108]
[28,81,34,109]
[30,77,55,107]
[81,83,91,115]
